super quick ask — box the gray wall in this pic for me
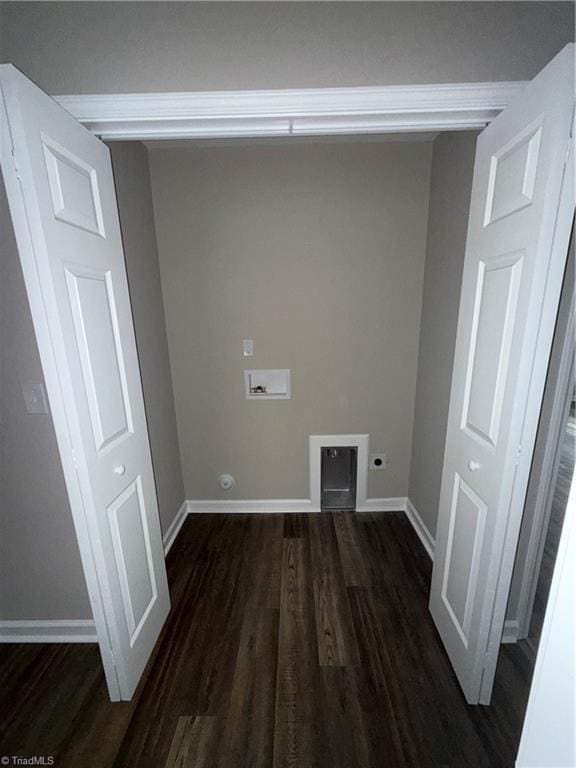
[109,142,185,534]
[0,3,572,94]
[149,141,432,501]
[0,180,92,620]
[408,132,478,538]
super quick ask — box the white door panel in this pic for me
[0,65,170,700]
[483,119,542,226]
[65,265,134,450]
[430,45,575,704]
[107,477,158,646]
[441,475,487,649]
[462,249,524,447]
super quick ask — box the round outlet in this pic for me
[218,473,235,491]
[369,453,387,470]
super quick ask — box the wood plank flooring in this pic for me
[0,511,534,767]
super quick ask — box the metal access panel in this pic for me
[321,446,357,511]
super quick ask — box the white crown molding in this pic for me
[0,619,97,643]
[54,81,527,141]
[405,498,436,560]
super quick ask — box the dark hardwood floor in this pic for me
[0,511,533,767]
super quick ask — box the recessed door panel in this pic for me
[442,476,487,648]
[462,251,523,447]
[65,266,133,452]
[107,478,157,646]
[42,135,105,236]
[484,122,542,226]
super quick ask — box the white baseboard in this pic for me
[187,499,316,514]
[186,497,407,515]
[358,497,407,512]
[162,500,189,556]
[0,619,97,643]
[501,619,520,644]
[405,498,436,560]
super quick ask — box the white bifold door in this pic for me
[0,65,170,700]
[430,44,575,704]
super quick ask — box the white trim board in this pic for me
[185,498,406,515]
[54,81,527,141]
[187,499,316,514]
[162,501,189,556]
[0,619,97,643]
[358,497,406,513]
[405,498,436,560]
[512,294,575,640]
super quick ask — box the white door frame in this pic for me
[514,284,575,640]
[516,443,576,768]
[478,100,575,703]
[53,81,527,141]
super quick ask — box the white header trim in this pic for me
[54,81,527,141]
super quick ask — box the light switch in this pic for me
[22,381,49,414]
[243,339,254,357]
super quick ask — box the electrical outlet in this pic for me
[369,453,387,470]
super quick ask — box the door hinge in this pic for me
[566,105,575,166]
[515,443,523,464]
[71,447,79,470]
[11,147,22,181]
